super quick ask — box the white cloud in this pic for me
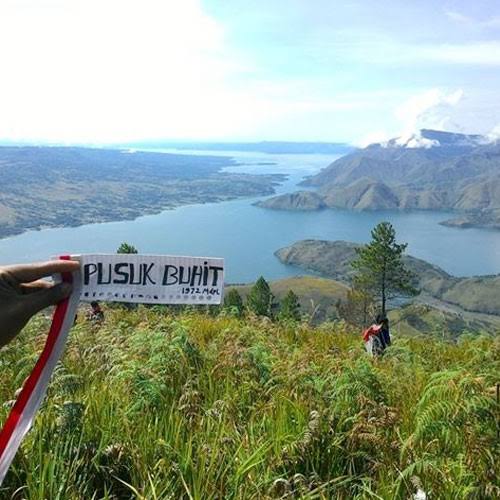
[0,2,498,144]
[419,42,500,66]
[0,0,272,142]
[333,35,500,67]
[401,135,439,149]
[445,11,471,24]
[394,88,464,138]
[359,88,464,148]
[486,124,500,143]
[445,10,500,30]
[355,130,391,148]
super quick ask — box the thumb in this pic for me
[23,282,74,315]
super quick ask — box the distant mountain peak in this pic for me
[377,129,486,150]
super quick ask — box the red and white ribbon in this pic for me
[0,256,81,485]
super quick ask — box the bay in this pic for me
[0,150,499,282]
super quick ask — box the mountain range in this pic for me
[257,129,500,229]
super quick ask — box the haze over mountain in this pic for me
[257,129,500,229]
[119,141,353,155]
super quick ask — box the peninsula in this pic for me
[275,239,500,317]
[0,146,284,239]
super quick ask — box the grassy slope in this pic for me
[388,303,500,338]
[229,276,349,323]
[230,276,500,334]
[1,307,498,499]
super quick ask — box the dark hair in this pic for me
[376,314,388,325]
[90,301,99,308]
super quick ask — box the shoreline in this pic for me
[0,186,288,241]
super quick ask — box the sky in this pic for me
[0,0,499,144]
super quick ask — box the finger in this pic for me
[2,260,80,284]
[22,282,74,315]
[20,279,53,294]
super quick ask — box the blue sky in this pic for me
[0,0,499,143]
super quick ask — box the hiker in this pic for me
[378,315,391,350]
[0,260,79,348]
[87,301,104,323]
[363,314,390,357]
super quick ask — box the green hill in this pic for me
[1,307,498,498]
[275,240,500,317]
[231,276,500,335]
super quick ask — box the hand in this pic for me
[0,260,80,348]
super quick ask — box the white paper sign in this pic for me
[75,254,224,305]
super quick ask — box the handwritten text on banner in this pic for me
[77,254,224,305]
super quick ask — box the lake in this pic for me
[1,150,499,282]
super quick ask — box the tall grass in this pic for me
[1,308,498,499]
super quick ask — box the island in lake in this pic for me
[256,129,500,230]
[439,208,500,230]
[0,146,285,239]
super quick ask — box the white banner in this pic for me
[0,253,225,486]
[77,254,225,305]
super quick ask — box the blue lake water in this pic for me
[1,150,499,282]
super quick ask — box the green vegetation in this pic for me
[117,242,139,254]
[336,288,375,329]
[387,303,500,339]
[351,222,418,316]
[247,276,274,317]
[223,289,244,316]
[1,307,498,498]
[230,276,348,324]
[234,276,500,335]
[278,290,301,322]
[275,239,500,318]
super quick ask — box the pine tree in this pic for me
[116,242,139,309]
[278,290,301,321]
[351,221,418,316]
[224,289,244,316]
[117,242,138,254]
[247,276,273,317]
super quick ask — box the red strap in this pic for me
[0,256,72,460]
